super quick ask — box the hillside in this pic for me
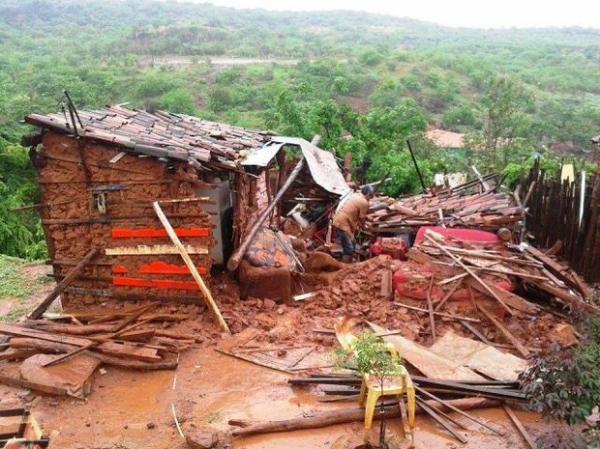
[1,0,599,257]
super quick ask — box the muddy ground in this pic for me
[0,257,563,448]
[0,348,550,449]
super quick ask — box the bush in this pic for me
[521,316,600,427]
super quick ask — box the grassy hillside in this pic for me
[1,0,599,257]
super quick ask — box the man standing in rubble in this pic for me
[332,185,374,262]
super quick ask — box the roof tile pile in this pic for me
[26,105,273,172]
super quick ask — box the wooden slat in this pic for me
[138,261,207,275]
[113,277,201,290]
[29,248,98,319]
[111,227,210,238]
[153,201,230,333]
[105,245,208,256]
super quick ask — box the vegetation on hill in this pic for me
[1,0,599,258]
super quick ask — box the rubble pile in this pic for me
[367,175,523,233]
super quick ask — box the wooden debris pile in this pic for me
[367,174,523,232]
[286,373,521,445]
[390,229,596,359]
[0,303,194,397]
[412,231,596,314]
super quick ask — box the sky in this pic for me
[193,0,600,28]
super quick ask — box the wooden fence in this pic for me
[522,160,600,283]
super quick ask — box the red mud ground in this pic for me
[0,255,568,448]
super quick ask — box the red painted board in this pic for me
[113,277,200,290]
[112,265,129,274]
[138,261,207,275]
[112,228,210,238]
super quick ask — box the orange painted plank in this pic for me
[113,277,199,290]
[112,228,210,238]
[112,265,129,274]
[139,261,207,275]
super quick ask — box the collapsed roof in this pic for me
[25,105,350,195]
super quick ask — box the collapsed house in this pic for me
[22,105,349,311]
[2,105,599,448]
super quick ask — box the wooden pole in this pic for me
[393,302,480,323]
[414,385,505,436]
[424,233,514,316]
[416,398,468,444]
[153,201,230,333]
[503,405,536,449]
[29,248,98,319]
[229,397,497,437]
[478,303,530,358]
[227,135,320,272]
[425,275,436,339]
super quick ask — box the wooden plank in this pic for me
[29,248,98,319]
[0,324,160,362]
[0,372,68,396]
[105,244,208,256]
[467,279,539,315]
[214,348,294,374]
[113,277,202,290]
[426,275,437,339]
[153,201,230,333]
[138,261,208,275]
[393,302,480,323]
[434,279,464,312]
[416,386,504,436]
[503,405,536,449]
[42,305,157,367]
[417,399,468,444]
[477,304,530,358]
[111,227,210,238]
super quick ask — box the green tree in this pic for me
[477,75,534,167]
[159,88,197,115]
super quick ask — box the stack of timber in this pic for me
[367,174,522,232]
[0,302,193,396]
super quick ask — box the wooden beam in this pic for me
[393,302,480,323]
[105,244,209,256]
[503,405,536,449]
[29,248,98,319]
[426,275,436,339]
[42,305,156,367]
[477,303,530,358]
[417,398,468,444]
[227,158,305,271]
[415,385,504,436]
[111,227,210,238]
[424,233,514,316]
[153,201,230,333]
[229,397,497,437]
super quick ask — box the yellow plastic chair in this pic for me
[360,367,416,431]
[334,317,416,435]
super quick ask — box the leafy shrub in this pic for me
[521,316,600,427]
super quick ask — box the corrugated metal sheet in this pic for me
[240,142,285,167]
[270,136,350,196]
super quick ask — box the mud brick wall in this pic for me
[36,131,214,309]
